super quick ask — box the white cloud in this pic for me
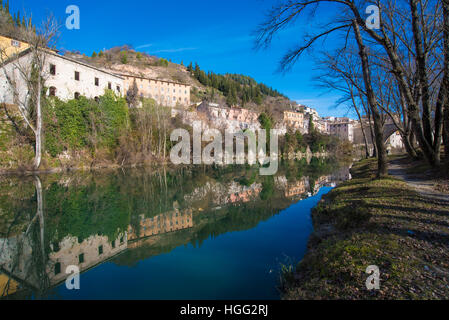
[152,47,197,53]
[136,43,153,49]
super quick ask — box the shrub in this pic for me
[121,51,128,64]
[43,91,128,157]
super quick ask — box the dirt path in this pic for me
[388,159,449,204]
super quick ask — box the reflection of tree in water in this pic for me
[0,160,349,297]
[1,176,50,299]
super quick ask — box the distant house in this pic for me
[283,110,305,133]
[327,121,354,142]
[303,106,319,120]
[387,131,404,150]
[197,101,261,132]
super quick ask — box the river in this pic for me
[0,158,350,299]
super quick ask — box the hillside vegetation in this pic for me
[65,46,297,119]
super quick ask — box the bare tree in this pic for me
[255,0,448,171]
[352,20,388,176]
[1,15,59,170]
[126,79,139,108]
[443,0,449,170]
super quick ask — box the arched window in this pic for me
[74,92,80,100]
[94,96,99,103]
[49,86,56,97]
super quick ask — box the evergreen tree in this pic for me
[121,51,128,64]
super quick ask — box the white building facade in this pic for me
[0,49,124,104]
[120,74,191,107]
[328,122,354,142]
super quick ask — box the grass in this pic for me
[282,158,449,300]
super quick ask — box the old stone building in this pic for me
[327,121,355,142]
[120,73,191,107]
[283,110,305,133]
[0,48,124,104]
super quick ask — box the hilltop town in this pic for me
[1,36,403,138]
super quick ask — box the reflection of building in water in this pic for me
[127,209,194,241]
[228,186,261,203]
[330,167,352,183]
[0,232,127,296]
[0,272,19,295]
[184,181,262,207]
[313,175,330,194]
[49,234,127,285]
[284,179,307,198]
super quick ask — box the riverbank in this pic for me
[282,156,449,299]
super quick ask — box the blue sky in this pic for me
[9,0,355,118]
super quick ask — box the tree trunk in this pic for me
[410,0,434,147]
[402,131,418,159]
[34,78,42,170]
[356,12,439,167]
[443,0,449,168]
[350,85,370,158]
[353,20,388,177]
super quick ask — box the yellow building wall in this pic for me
[0,36,29,61]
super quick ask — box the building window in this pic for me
[108,82,112,90]
[55,262,61,275]
[50,64,56,75]
[49,87,56,97]
[94,96,99,103]
[79,253,84,264]
[53,242,60,252]
[116,86,121,93]
[75,71,80,81]
[11,39,21,47]
[95,77,99,86]
[98,245,103,255]
[74,92,80,100]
